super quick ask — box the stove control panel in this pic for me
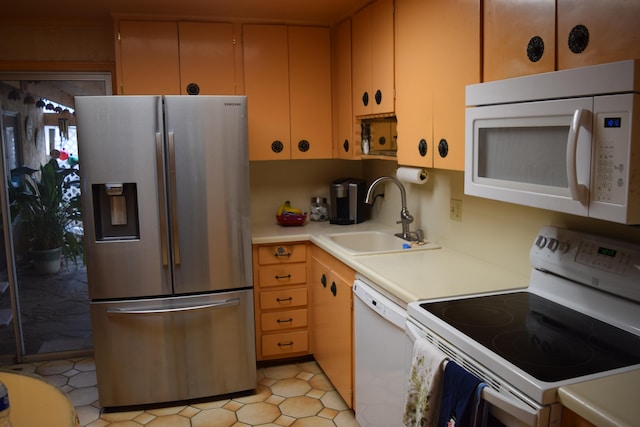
[530,226,640,303]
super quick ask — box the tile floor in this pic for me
[4,357,360,427]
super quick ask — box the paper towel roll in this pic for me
[396,166,429,184]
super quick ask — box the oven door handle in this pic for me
[482,385,538,426]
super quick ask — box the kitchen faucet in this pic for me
[365,176,423,242]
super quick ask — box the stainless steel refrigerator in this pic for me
[75,95,256,408]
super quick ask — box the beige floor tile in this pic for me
[290,416,336,427]
[146,414,191,426]
[236,401,281,425]
[320,390,349,411]
[191,407,237,427]
[279,395,323,418]
[262,364,301,379]
[271,378,312,397]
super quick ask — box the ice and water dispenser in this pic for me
[92,183,140,240]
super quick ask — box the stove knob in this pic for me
[547,238,559,252]
[558,241,570,253]
[535,235,548,249]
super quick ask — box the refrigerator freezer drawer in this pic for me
[90,289,256,407]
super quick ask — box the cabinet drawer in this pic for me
[261,309,308,331]
[259,263,307,287]
[262,331,309,356]
[260,287,307,310]
[258,244,306,265]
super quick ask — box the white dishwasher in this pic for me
[353,275,408,427]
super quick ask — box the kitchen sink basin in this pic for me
[326,231,440,255]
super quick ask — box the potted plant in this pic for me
[10,159,83,274]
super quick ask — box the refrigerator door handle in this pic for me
[168,131,182,266]
[155,132,169,267]
[106,298,241,316]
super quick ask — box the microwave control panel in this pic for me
[592,94,633,205]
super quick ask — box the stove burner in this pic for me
[493,328,595,369]
[442,304,514,328]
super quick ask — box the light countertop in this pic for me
[252,220,529,305]
[558,370,640,427]
[252,219,638,425]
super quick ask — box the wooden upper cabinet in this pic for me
[431,0,480,170]
[117,21,181,95]
[243,24,332,161]
[395,0,480,171]
[332,19,359,160]
[288,26,333,160]
[352,0,395,116]
[557,0,640,70]
[116,20,237,95]
[177,22,236,95]
[395,0,434,168]
[483,0,556,81]
[243,24,291,161]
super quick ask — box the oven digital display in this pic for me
[597,246,617,257]
[604,117,621,128]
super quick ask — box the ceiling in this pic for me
[3,0,370,25]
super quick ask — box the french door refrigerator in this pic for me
[75,95,255,408]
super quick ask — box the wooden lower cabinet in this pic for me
[310,245,356,408]
[253,242,310,361]
[561,407,595,427]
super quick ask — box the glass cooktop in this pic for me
[420,292,640,382]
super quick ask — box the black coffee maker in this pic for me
[329,178,368,224]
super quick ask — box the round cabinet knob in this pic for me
[186,83,200,95]
[438,139,449,158]
[527,36,545,62]
[362,91,369,107]
[271,140,284,153]
[418,139,428,157]
[298,139,310,152]
[374,89,382,105]
[568,24,590,54]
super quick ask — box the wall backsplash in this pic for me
[251,159,640,278]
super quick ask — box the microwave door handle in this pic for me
[481,387,538,427]
[566,109,589,203]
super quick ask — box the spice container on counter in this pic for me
[310,197,329,221]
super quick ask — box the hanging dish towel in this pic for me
[437,360,485,427]
[403,337,448,427]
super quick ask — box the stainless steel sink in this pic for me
[326,231,440,255]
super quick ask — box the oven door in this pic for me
[465,97,593,218]
[405,320,561,427]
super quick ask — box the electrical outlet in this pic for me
[450,198,462,222]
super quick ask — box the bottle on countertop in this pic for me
[0,380,11,426]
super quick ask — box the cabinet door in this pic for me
[370,0,395,114]
[352,0,395,116]
[333,19,358,160]
[289,26,333,160]
[243,24,290,160]
[557,0,640,70]
[483,0,555,81]
[352,5,373,117]
[432,0,480,170]
[118,20,181,95]
[311,255,354,407]
[395,0,434,168]
[178,22,236,95]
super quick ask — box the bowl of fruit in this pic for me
[276,201,307,226]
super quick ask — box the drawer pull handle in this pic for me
[321,274,327,288]
[276,297,293,303]
[330,282,337,297]
[277,318,293,324]
[275,274,292,280]
[274,247,291,257]
[277,341,294,347]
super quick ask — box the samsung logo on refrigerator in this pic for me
[224,102,242,107]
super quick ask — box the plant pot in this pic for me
[30,247,62,274]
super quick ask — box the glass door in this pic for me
[0,72,111,362]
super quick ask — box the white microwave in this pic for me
[465,60,640,224]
